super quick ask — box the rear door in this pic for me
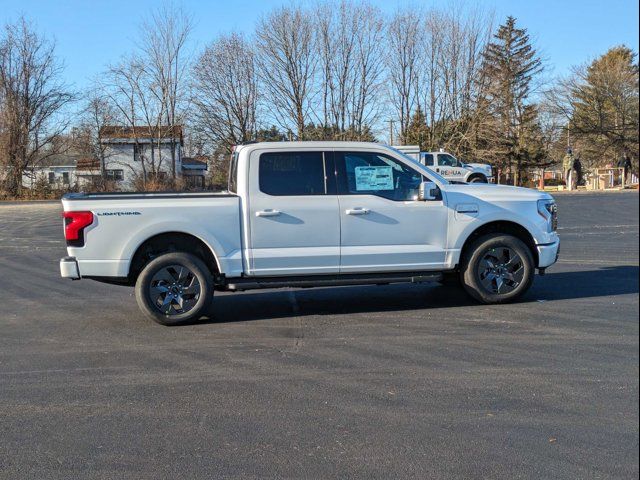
[247,149,340,276]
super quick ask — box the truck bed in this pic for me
[61,191,244,279]
[62,191,236,200]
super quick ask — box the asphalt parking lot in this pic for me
[0,191,638,479]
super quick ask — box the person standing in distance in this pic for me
[563,148,575,189]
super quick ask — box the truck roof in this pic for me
[235,141,390,152]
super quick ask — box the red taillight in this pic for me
[62,211,93,245]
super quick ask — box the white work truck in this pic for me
[394,146,493,183]
[60,141,559,325]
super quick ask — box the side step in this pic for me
[225,271,443,291]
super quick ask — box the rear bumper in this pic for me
[537,239,560,269]
[60,256,80,279]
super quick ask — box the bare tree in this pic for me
[256,5,317,139]
[385,9,424,143]
[191,32,258,152]
[139,3,193,178]
[407,6,493,152]
[101,58,152,183]
[315,1,385,138]
[0,17,74,196]
[74,90,119,186]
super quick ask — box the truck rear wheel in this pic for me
[460,234,534,304]
[135,252,213,325]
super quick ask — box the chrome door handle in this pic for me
[256,209,281,217]
[345,208,370,215]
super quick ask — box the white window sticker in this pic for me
[354,166,394,191]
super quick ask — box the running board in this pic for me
[225,271,443,291]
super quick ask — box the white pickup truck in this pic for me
[60,141,559,325]
[394,146,493,183]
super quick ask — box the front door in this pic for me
[436,153,467,181]
[335,150,449,273]
[248,149,340,276]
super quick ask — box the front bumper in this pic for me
[60,256,80,279]
[536,239,560,269]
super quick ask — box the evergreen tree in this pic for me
[256,126,287,142]
[403,107,431,150]
[570,47,639,166]
[479,16,543,185]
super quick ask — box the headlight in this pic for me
[537,199,557,232]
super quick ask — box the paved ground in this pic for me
[0,192,638,479]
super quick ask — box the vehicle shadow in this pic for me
[190,265,638,325]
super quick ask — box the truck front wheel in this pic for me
[135,252,213,325]
[468,174,488,183]
[460,234,534,304]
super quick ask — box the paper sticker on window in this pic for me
[354,166,394,191]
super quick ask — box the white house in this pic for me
[99,125,184,186]
[21,125,207,191]
[21,154,80,189]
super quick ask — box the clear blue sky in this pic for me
[2,0,638,91]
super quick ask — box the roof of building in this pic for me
[99,125,183,143]
[182,156,208,170]
[31,154,80,168]
[76,157,101,171]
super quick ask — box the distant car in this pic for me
[393,146,493,183]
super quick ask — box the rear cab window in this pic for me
[258,151,333,196]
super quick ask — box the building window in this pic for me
[48,172,55,184]
[185,175,205,189]
[133,144,143,162]
[106,169,124,181]
[62,172,70,184]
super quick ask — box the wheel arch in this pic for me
[458,220,538,268]
[466,173,488,183]
[128,231,221,283]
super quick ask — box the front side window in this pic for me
[439,154,460,167]
[259,151,326,196]
[336,151,423,201]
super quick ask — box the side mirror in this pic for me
[419,181,438,201]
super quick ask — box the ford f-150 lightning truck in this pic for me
[60,142,559,325]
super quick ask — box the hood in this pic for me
[466,163,492,174]
[444,183,553,202]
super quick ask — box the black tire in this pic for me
[460,234,534,304]
[135,252,213,325]
[468,175,488,183]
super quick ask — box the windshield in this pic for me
[385,146,450,185]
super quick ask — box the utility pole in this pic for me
[387,119,395,145]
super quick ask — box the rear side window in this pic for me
[422,153,434,166]
[259,152,325,196]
